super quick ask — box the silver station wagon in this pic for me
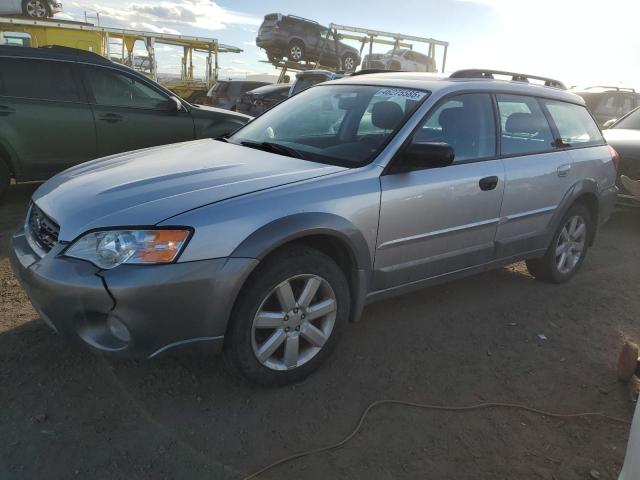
[11,69,619,385]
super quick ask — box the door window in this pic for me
[413,93,496,162]
[541,100,604,147]
[496,94,554,155]
[83,66,168,109]
[0,58,80,102]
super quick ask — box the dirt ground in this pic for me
[1,182,639,480]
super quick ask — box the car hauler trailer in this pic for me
[0,16,242,100]
[322,23,449,73]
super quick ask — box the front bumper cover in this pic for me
[10,226,258,359]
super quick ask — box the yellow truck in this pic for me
[0,16,243,100]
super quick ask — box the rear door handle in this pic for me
[98,113,124,123]
[557,164,572,177]
[0,105,16,116]
[479,176,499,191]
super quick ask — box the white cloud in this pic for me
[62,0,260,32]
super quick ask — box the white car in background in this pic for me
[619,400,640,479]
[0,0,62,18]
[363,48,436,72]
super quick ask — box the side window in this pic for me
[496,94,554,155]
[413,93,496,162]
[542,100,604,147]
[0,58,80,102]
[83,66,168,109]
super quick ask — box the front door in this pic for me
[0,57,96,180]
[375,93,504,291]
[79,65,194,157]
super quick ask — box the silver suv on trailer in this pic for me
[10,69,618,385]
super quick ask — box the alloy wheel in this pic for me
[343,56,355,70]
[555,215,587,274]
[26,0,47,17]
[290,46,302,61]
[251,274,337,371]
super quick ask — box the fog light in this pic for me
[107,316,131,343]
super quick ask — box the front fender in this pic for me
[231,212,372,323]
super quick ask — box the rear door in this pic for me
[0,57,96,180]
[375,93,505,290]
[80,64,195,157]
[494,94,576,258]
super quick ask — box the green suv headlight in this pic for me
[64,229,191,270]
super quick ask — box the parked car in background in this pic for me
[10,70,618,385]
[603,106,640,207]
[205,80,270,111]
[0,45,250,198]
[363,48,436,72]
[572,86,640,127]
[0,0,62,18]
[289,69,347,97]
[236,84,290,116]
[256,13,361,71]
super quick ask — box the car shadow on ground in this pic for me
[1,187,639,479]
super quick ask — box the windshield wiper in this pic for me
[214,136,229,142]
[240,141,304,159]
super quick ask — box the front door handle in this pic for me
[479,176,499,191]
[557,164,572,177]
[98,113,124,123]
[0,105,16,116]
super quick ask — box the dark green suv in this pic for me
[0,46,251,198]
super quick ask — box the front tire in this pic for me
[526,204,592,283]
[224,246,350,386]
[22,0,50,17]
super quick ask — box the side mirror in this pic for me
[602,118,617,129]
[399,141,455,171]
[168,96,183,113]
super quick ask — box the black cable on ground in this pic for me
[242,399,631,480]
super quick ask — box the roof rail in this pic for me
[349,68,402,77]
[585,85,636,92]
[450,69,566,90]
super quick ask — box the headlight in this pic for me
[64,229,191,269]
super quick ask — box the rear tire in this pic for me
[287,40,305,63]
[224,246,350,386]
[342,53,358,72]
[526,204,592,283]
[0,161,10,200]
[22,0,50,17]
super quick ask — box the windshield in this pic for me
[613,107,640,130]
[229,84,429,166]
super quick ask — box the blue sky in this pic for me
[58,0,640,87]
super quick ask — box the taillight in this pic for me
[609,144,621,173]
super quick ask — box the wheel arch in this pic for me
[231,212,372,322]
[551,179,600,246]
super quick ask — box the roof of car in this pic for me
[0,45,113,65]
[327,71,584,104]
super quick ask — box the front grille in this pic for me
[28,205,60,253]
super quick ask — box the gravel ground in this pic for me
[1,182,639,480]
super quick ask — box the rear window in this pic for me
[496,94,555,155]
[209,82,229,95]
[614,108,640,130]
[542,100,604,147]
[0,58,80,102]
[291,75,328,95]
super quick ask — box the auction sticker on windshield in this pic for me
[374,88,427,101]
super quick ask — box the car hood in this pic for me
[33,140,346,241]
[604,128,640,156]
